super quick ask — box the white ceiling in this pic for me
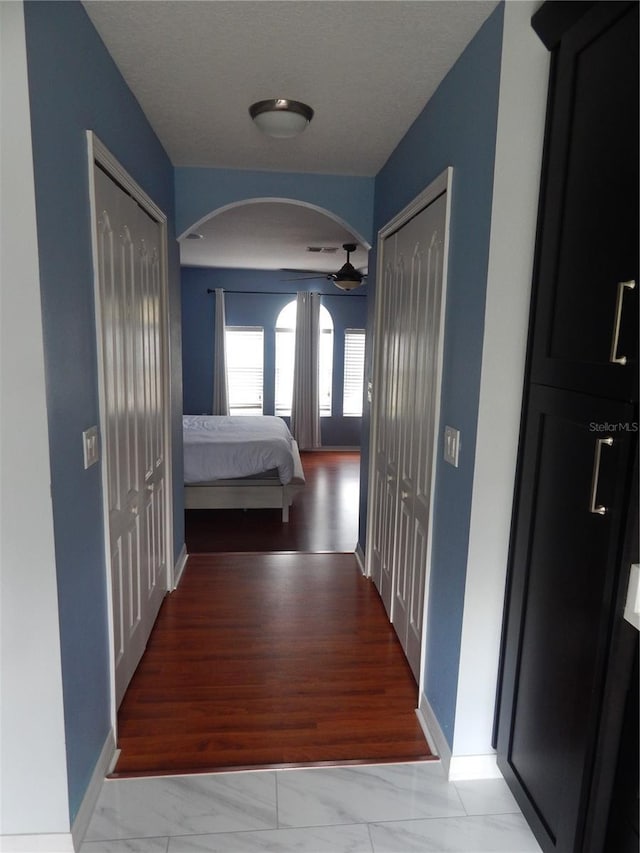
[83,0,498,271]
[182,201,370,273]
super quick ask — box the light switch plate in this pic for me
[82,426,99,469]
[444,426,460,467]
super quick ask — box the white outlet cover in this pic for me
[444,426,460,467]
[82,425,99,469]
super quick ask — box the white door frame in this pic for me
[87,131,175,731]
[365,167,453,699]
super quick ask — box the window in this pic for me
[275,300,333,417]
[318,308,334,416]
[225,326,263,415]
[343,329,366,416]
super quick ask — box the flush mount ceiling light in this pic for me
[249,99,314,138]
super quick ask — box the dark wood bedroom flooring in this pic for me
[112,552,432,776]
[184,450,360,553]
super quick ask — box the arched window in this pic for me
[275,299,333,416]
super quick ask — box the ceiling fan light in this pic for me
[334,277,364,291]
[249,99,314,138]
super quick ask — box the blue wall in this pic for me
[175,168,375,248]
[23,0,183,821]
[182,267,367,446]
[360,6,504,746]
[21,0,505,816]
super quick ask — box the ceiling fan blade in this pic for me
[280,274,331,281]
[280,268,332,275]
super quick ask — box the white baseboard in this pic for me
[418,693,451,772]
[414,708,439,759]
[354,543,366,575]
[71,728,115,850]
[448,753,502,780]
[173,544,188,589]
[0,833,75,852]
[417,693,502,781]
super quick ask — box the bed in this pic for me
[183,415,305,522]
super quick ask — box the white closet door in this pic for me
[369,187,447,680]
[94,166,167,706]
[370,234,400,616]
[392,195,446,678]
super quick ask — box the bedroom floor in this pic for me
[184,451,360,553]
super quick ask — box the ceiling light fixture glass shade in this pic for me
[249,99,314,138]
[333,267,364,291]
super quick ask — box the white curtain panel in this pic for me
[291,291,321,449]
[212,288,229,415]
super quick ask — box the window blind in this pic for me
[343,329,365,416]
[225,327,264,415]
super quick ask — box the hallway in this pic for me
[113,452,431,775]
[113,552,431,775]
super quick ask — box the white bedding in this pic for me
[183,415,295,485]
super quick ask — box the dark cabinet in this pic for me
[496,3,638,852]
[530,1,638,402]
[498,387,635,851]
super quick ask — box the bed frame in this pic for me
[184,440,305,522]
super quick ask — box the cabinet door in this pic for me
[497,384,635,852]
[530,2,638,402]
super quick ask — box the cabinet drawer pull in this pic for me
[609,279,635,365]
[589,437,613,516]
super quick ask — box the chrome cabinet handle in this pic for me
[589,437,613,516]
[609,280,635,365]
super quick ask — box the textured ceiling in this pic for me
[82,0,499,269]
[83,0,498,175]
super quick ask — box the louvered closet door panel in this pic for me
[370,250,392,597]
[393,221,420,662]
[136,203,167,651]
[392,195,447,679]
[373,238,402,616]
[94,167,167,707]
[96,169,143,698]
[369,188,447,678]
[406,211,445,675]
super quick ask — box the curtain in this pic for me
[212,288,229,415]
[290,291,320,449]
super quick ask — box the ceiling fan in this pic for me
[282,243,366,291]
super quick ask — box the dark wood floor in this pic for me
[113,553,432,776]
[185,451,361,553]
[114,452,432,775]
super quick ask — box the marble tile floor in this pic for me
[82,762,543,852]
